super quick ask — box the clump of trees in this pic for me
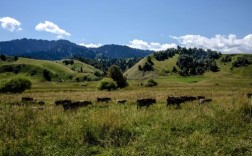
[144,79,158,87]
[232,57,250,67]
[97,78,117,91]
[221,55,232,63]
[0,65,23,74]
[107,65,128,88]
[153,48,177,61]
[0,77,32,93]
[138,56,154,72]
[62,59,74,65]
[96,65,128,90]
[175,48,221,76]
[75,57,141,72]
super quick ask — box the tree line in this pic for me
[74,57,141,72]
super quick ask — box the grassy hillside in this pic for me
[125,54,252,80]
[0,57,102,83]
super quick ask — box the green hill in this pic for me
[124,53,252,80]
[0,57,102,83]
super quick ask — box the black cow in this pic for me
[166,96,197,107]
[117,99,127,104]
[37,101,45,105]
[55,100,72,106]
[181,96,197,101]
[22,97,34,103]
[97,97,111,103]
[166,96,183,107]
[136,98,156,109]
[63,100,92,111]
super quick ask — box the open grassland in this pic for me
[1,76,252,155]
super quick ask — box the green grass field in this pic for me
[0,75,252,155]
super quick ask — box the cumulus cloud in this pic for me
[0,17,22,32]
[128,39,177,51]
[79,43,102,48]
[171,34,252,54]
[35,21,71,38]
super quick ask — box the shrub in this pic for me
[97,78,117,91]
[14,56,18,61]
[0,77,32,93]
[43,70,51,81]
[0,54,6,61]
[144,79,158,87]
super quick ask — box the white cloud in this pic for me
[128,39,177,51]
[171,34,252,54]
[35,21,71,38]
[0,17,22,32]
[79,43,102,48]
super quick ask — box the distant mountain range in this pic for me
[0,38,152,60]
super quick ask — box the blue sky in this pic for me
[0,0,252,53]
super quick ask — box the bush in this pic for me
[0,77,32,93]
[43,70,51,81]
[144,79,158,87]
[97,78,117,91]
[0,54,6,61]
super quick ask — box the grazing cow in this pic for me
[199,98,212,104]
[37,101,45,105]
[62,100,92,111]
[166,96,198,107]
[116,99,127,104]
[247,93,252,98]
[55,100,72,106]
[181,96,197,101]
[22,97,34,103]
[97,97,111,103]
[166,96,183,107]
[136,98,156,109]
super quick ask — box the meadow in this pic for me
[1,75,252,155]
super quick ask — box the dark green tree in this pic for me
[172,66,177,73]
[14,56,18,61]
[0,54,6,61]
[107,65,128,88]
[43,70,51,81]
[147,56,154,65]
[138,65,142,71]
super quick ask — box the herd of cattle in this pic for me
[18,93,252,111]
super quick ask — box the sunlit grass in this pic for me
[0,78,252,155]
